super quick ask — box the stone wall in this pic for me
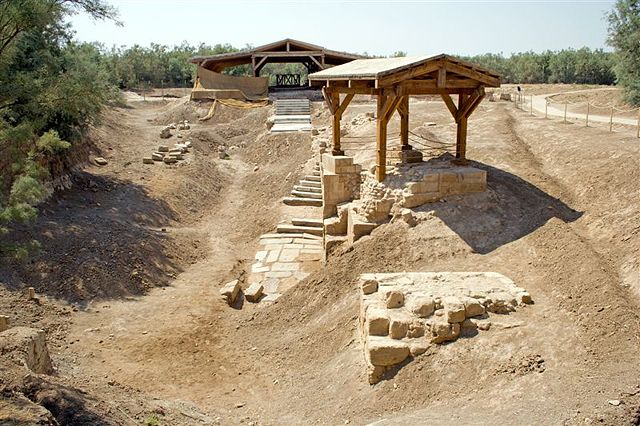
[321,155,361,218]
[359,272,532,384]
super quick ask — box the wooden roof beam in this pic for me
[444,62,500,87]
[375,60,443,88]
[253,50,324,57]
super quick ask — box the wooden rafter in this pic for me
[376,60,443,88]
[308,55,323,69]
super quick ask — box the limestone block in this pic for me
[389,316,410,339]
[402,192,440,209]
[244,282,263,303]
[367,337,410,366]
[322,155,353,174]
[163,156,178,164]
[324,215,347,236]
[391,208,417,227]
[367,309,390,336]
[463,298,486,318]
[152,152,164,161]
[142,157,154,164]
[385,290,404,309]
[410,297,435,318]
[429,320,461,344]
[462,182,487,193]
[439,171,460,185]
[462,170,486,183]
[347,210,377,244]
[443,296,466,323]
[409,339,429,356]
[0,327,53,374]
[0,315,9,332]
[220,280,240,306]
[407,320,426,338]
[158,145,169,152]
[361,279,378,295]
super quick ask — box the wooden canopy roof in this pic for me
[190,38,363,74]
[308,54,500,95]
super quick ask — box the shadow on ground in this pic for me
[415,158,582,254]
[0,171,185,305]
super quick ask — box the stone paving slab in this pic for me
[248,232,324,302]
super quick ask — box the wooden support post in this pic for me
[376,95,388,181]
[398,96,410,150]
[564,103,567,123]
[323,91,354,156]
[586,102,590,127]
[331,92,343,155]
[545,100,548,118]
[456,93,468,163]
[610,107,614,132]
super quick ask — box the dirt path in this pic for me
[528,88,639,125]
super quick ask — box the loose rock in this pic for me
[385,290,404,309]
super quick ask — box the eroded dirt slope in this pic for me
[1,94,639,425]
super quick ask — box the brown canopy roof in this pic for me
[309,54,500,93]
[190,38,364,73]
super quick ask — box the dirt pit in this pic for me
[1,87,639,425]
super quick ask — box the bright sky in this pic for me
[69,1,616,56]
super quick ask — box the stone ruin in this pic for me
[322,154,488,247]
[359,272,532,384]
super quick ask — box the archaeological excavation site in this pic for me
[1,29,640,426]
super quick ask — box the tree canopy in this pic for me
[607,0,640,105]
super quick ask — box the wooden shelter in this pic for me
[190,38,363,79]
[308,55,501,181]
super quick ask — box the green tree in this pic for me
[0,0,119,257]
[607,0,640,105]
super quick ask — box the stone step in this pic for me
[283,197,323,207]
[305,175,321,182]
[291,190,322,199]
[300,180,321,188]
[311,171,320,176]
[294,185,321,193]
[291,218,324,228]
[277,223,323,236]
[260,232,319,240]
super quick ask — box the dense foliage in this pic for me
[98,43,618,90]
[607,0,640,105]
[0,0,119,257]
[463,48,616,85]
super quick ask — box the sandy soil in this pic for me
[1,90,639,425]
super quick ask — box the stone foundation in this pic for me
[359,272,532,384]
[321,155,361,219]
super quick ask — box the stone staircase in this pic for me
[270,99,312,133]
[283,162,322,207]
[276,217,324,236]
